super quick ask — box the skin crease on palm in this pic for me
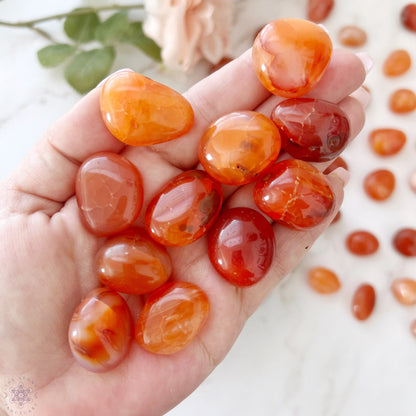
[0,48,368,416]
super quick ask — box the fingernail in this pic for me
[97,68,134,87]
[351,85,371,109]
[356,52,374,75]
[330,167,350,187]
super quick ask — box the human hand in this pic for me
[0,47,368,416]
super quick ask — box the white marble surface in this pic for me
[1,0,416,415]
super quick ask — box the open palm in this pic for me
[0,49,367,416]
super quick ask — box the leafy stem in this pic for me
[0,4,144,27]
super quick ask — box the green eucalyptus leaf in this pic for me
[95,12,129,44]
[64,8,100,43]
[121,21,161,62]
[64,47,115,94]
[37,44,76,68]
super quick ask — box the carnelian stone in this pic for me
[100,70,194,146]
[369,128,406,156]
[76,152,143,236]
[68,287,133,372]
[96,228,172,295]
[308,267,341,294]
[324,156,348,175]
[352,283,376,321]
[135,281,209,354]
[391,278,416,306]
[253,159,334,229]
[271,98,350,162]
[383,50,411,76]
[338,26,367,47]
[207,207,275,287]
[364,169,395,201]
[252,19,332,97]
[199,111,281,185]
[401,4,416,31]
[389,89,416,113]
[146,170,223,246]
[307,0,334,23]
[346,230,379,255]
[393,228,416,256]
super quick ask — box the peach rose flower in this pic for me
[143,0,234,70]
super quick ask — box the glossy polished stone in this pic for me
[253,159,334,229]
[135,281,209,354]
[252,19,332,97]
[96,228,172,295]
[346,230,379,255]
[338,25,367,47]
[383,50,411,77]
[352,283,376,321]
[271,98,350,162]
[391,278,416,306]
[389,88,416,113]
[307,267,341,294]
[208,207,275,287]
[393,228,416,256]
[68,287,133,372]
[146,170,223,246]
[100,70,194,146]
[199,111,281,185]
[369,128,406,156]
[307,0,334,23]
[363,169,395,201]
[76,152,143,236]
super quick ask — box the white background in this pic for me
[1,0,416,415]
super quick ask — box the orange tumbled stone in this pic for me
[352,283,376,321]
[346,230,379,255]
[252,18,332,97]
[100,70,194,146]
[76,152,143,236]
[146,170,223,246]
[393,228,416,256]
[307,0,334,23]
[363,169,395,201]
[389,89,416,113]
[391,278,416,306]
[308,267,341,294]
[198,111,281,185]
[369,128,406,156]
[253,159,334,229]
[401,4,416,31]
[96,228,172,295]
[338,25,367,47]
[68,287,133,372]
[135,281,209,354]
[383,50,411,77]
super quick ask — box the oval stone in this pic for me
[146,170,223,246]
[135,281,209,355]
[271,98,350,162]
[208,207,275,287]
[96,227,172,295]
[253,159,334,229]
[199,111,281,185]
[68,287,133,372]
[76,152,143,236]
[100,70,194,146]
[252,19,332,97]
